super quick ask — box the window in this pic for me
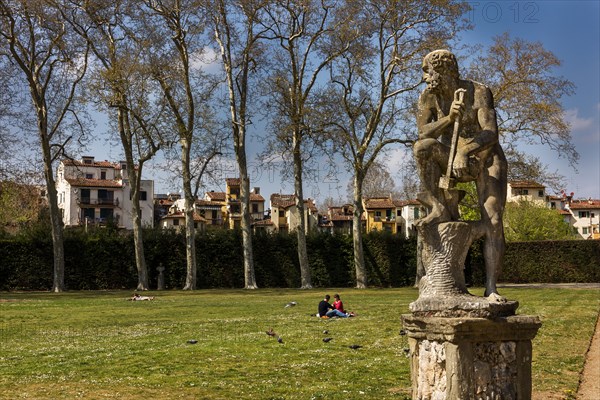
[414,207,420,219]
[85,173,94,179]
[173,219,179,226]
[579,211,590,218]
[279,210,284,218]
[100,208,113,220]
[386,209,392,218]
[522,189,529,195]
[140,191,147,201]
[550,202,556,209]
[538,190,544,197]
[582,227,589,235]
[100,170,106,180]
[375,211,382,217]
[82,208,94,220]
[252,203,259,213]
[80,189,90,204]
[592,213,596,218]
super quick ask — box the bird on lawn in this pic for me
[348,344,362,350]
[323,337,333,343]
[266,327,277,337]
[277,337,284,344]
[399,329,407,336]
[187,339,198,344]
[285,301,297,308]
[322,330,328,335]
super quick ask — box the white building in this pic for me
[56,156,154,229]
[395,199,424,239]
[565,199,600,240]
[507,181,546,204]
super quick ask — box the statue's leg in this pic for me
[413,139,451,225]
[476,149,507,300]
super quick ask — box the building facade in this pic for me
[270,194,318,233]
[56,156,154,229]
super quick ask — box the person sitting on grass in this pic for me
[129,293,155,301]
[333,293,355,317]
[318,294,348,318]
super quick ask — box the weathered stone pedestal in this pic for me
[402,221,541,399]
[402,315,541,400]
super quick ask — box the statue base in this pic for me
[409,295,519,318]
[401,315,541,400]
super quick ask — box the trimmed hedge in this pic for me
[0,230,598,291]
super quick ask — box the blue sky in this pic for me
[459,0,600,199]
[90,1,599,202]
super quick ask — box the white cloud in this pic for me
[564,108,594,131]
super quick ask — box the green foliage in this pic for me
[0,228,597,291]
[504,200,577,242]
[501,240,600,283]
[457,182,481,221]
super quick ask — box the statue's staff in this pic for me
[439,88,466,190]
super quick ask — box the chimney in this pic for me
[254,187,260,194]
[82,156,94,164]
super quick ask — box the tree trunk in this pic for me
[181,138,197,290]
[36,110,65,293]
[293,132,312,289]
[44,153,65,293]
[353,174,367,288]
[238,151,257,289]
[119,108,149,291]
[130,168,149,291]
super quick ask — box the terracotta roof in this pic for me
[568,200,600,210]
[364,197,396,209]
[271,194,297,209]
[63,159,119,169]
[509,180,545,188]
[206,191,226,201]
[156,199,174,206]
[305,199,318,213]
[393,199,421,207]
[66,178,123,188]
[226,178,241,186]
[558,209,571,215]
[250,193,265,202]
[330,215,353,221]
[162,212,206,222]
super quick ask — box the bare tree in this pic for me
[321,0,468,288]
[345,161,402,201]
[467,33,578,166]
[0,0,90,292]
[209,0,270,289]
[64,0,165,290]
[260,0,355,289]
[141,0,216,290]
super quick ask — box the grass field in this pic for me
[0,287,598,399]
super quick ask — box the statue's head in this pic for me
[422,50,459,93]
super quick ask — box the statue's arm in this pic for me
[417,96,452,140]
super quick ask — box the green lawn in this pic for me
[0,288,598,399]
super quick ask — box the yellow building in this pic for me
[363,197,397,233]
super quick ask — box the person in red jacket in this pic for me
[333,294,355,317]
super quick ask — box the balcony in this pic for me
[78,197,119,207]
